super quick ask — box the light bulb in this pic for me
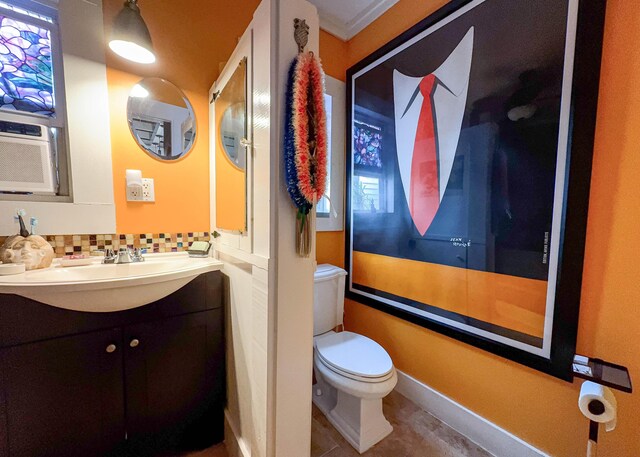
[109,40,156,64]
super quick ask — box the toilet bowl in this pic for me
[313,331,397,453]
[312,265,397,454]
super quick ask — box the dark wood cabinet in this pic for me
[124,310,224,452]
[0,271,224,457]
[0,329,125,457]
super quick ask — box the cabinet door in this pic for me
[124,309,224,452]
[0,329,125,457]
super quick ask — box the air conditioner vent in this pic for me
[0,121,55,194]
[0,142,46,183]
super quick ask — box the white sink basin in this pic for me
[0,253,223,312]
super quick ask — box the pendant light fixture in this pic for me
[108,0,156,64]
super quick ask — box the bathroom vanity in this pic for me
[0,270,225,457]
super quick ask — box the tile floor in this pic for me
[311,391,492,457]
[185,391,492,457]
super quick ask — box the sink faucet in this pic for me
[102,248,116,264]
[102,247,145,264]
[116,247,133,264]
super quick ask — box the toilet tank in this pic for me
[314,264,348,336]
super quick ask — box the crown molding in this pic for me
[318,0,399,41]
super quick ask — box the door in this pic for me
[124,309,224,452]
[0,329,124,457]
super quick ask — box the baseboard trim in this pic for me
[224,409,251,457]
[394,370,550,457]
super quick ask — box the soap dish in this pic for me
[59,255,94,267]
[0,263,26,275]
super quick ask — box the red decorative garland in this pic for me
[292,52,327,203]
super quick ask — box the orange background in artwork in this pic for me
[316,1,640,456]
[102,0,260,234]
[352,251,546,338]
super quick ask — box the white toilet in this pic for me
[313,264,397,454]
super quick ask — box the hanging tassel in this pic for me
[296,207,313,257]
[295,193,318,257]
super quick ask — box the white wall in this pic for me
[0,0,115,235]
[220,254,270,457]
[270,1,319,456]
[211,3,272,456]
[222,256,255,457]
[211,1,319,456]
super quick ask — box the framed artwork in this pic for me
[345,0,607,380]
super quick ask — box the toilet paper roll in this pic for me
[579,381,617,432]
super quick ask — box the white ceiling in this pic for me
[308,0,399,41]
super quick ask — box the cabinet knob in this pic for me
[106,344,117,353]
[129,339,140,348]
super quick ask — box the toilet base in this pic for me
[313,378,393,454]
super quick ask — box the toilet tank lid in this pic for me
[315,264,347,281]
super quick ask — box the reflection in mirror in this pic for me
[127,78,196,160]
[220,102,246,170]
[215,58,247,231]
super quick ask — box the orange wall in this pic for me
[319,30,349,83]
[318,1,640,456]
[316,30,348,265]
[102,0,259,234]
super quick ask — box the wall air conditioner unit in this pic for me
[0,120,56,194]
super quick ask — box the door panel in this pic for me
[124,309,224,452]
[0,329,124,457]
[0,363,7,457]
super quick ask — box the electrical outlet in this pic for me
[142,178,155,202]
[126,185,143,201]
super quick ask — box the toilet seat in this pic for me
[315,331,393,383]
[316,354,395,383]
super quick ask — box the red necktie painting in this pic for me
[346,0,606,379]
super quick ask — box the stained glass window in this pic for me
[353,120,383,169]
[0,14,54,117]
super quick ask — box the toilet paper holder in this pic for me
[572,354,632,393]
[573,355,632,457]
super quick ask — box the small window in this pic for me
[352,175,382,212]
[0,0,69,199]
[316,93,332,217]
[316,76,345,231]
[352,117,391,214]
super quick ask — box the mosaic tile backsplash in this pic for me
[0,232,210,257]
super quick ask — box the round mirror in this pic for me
[127,78,196,161]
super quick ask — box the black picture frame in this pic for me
[345,0,607,381]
